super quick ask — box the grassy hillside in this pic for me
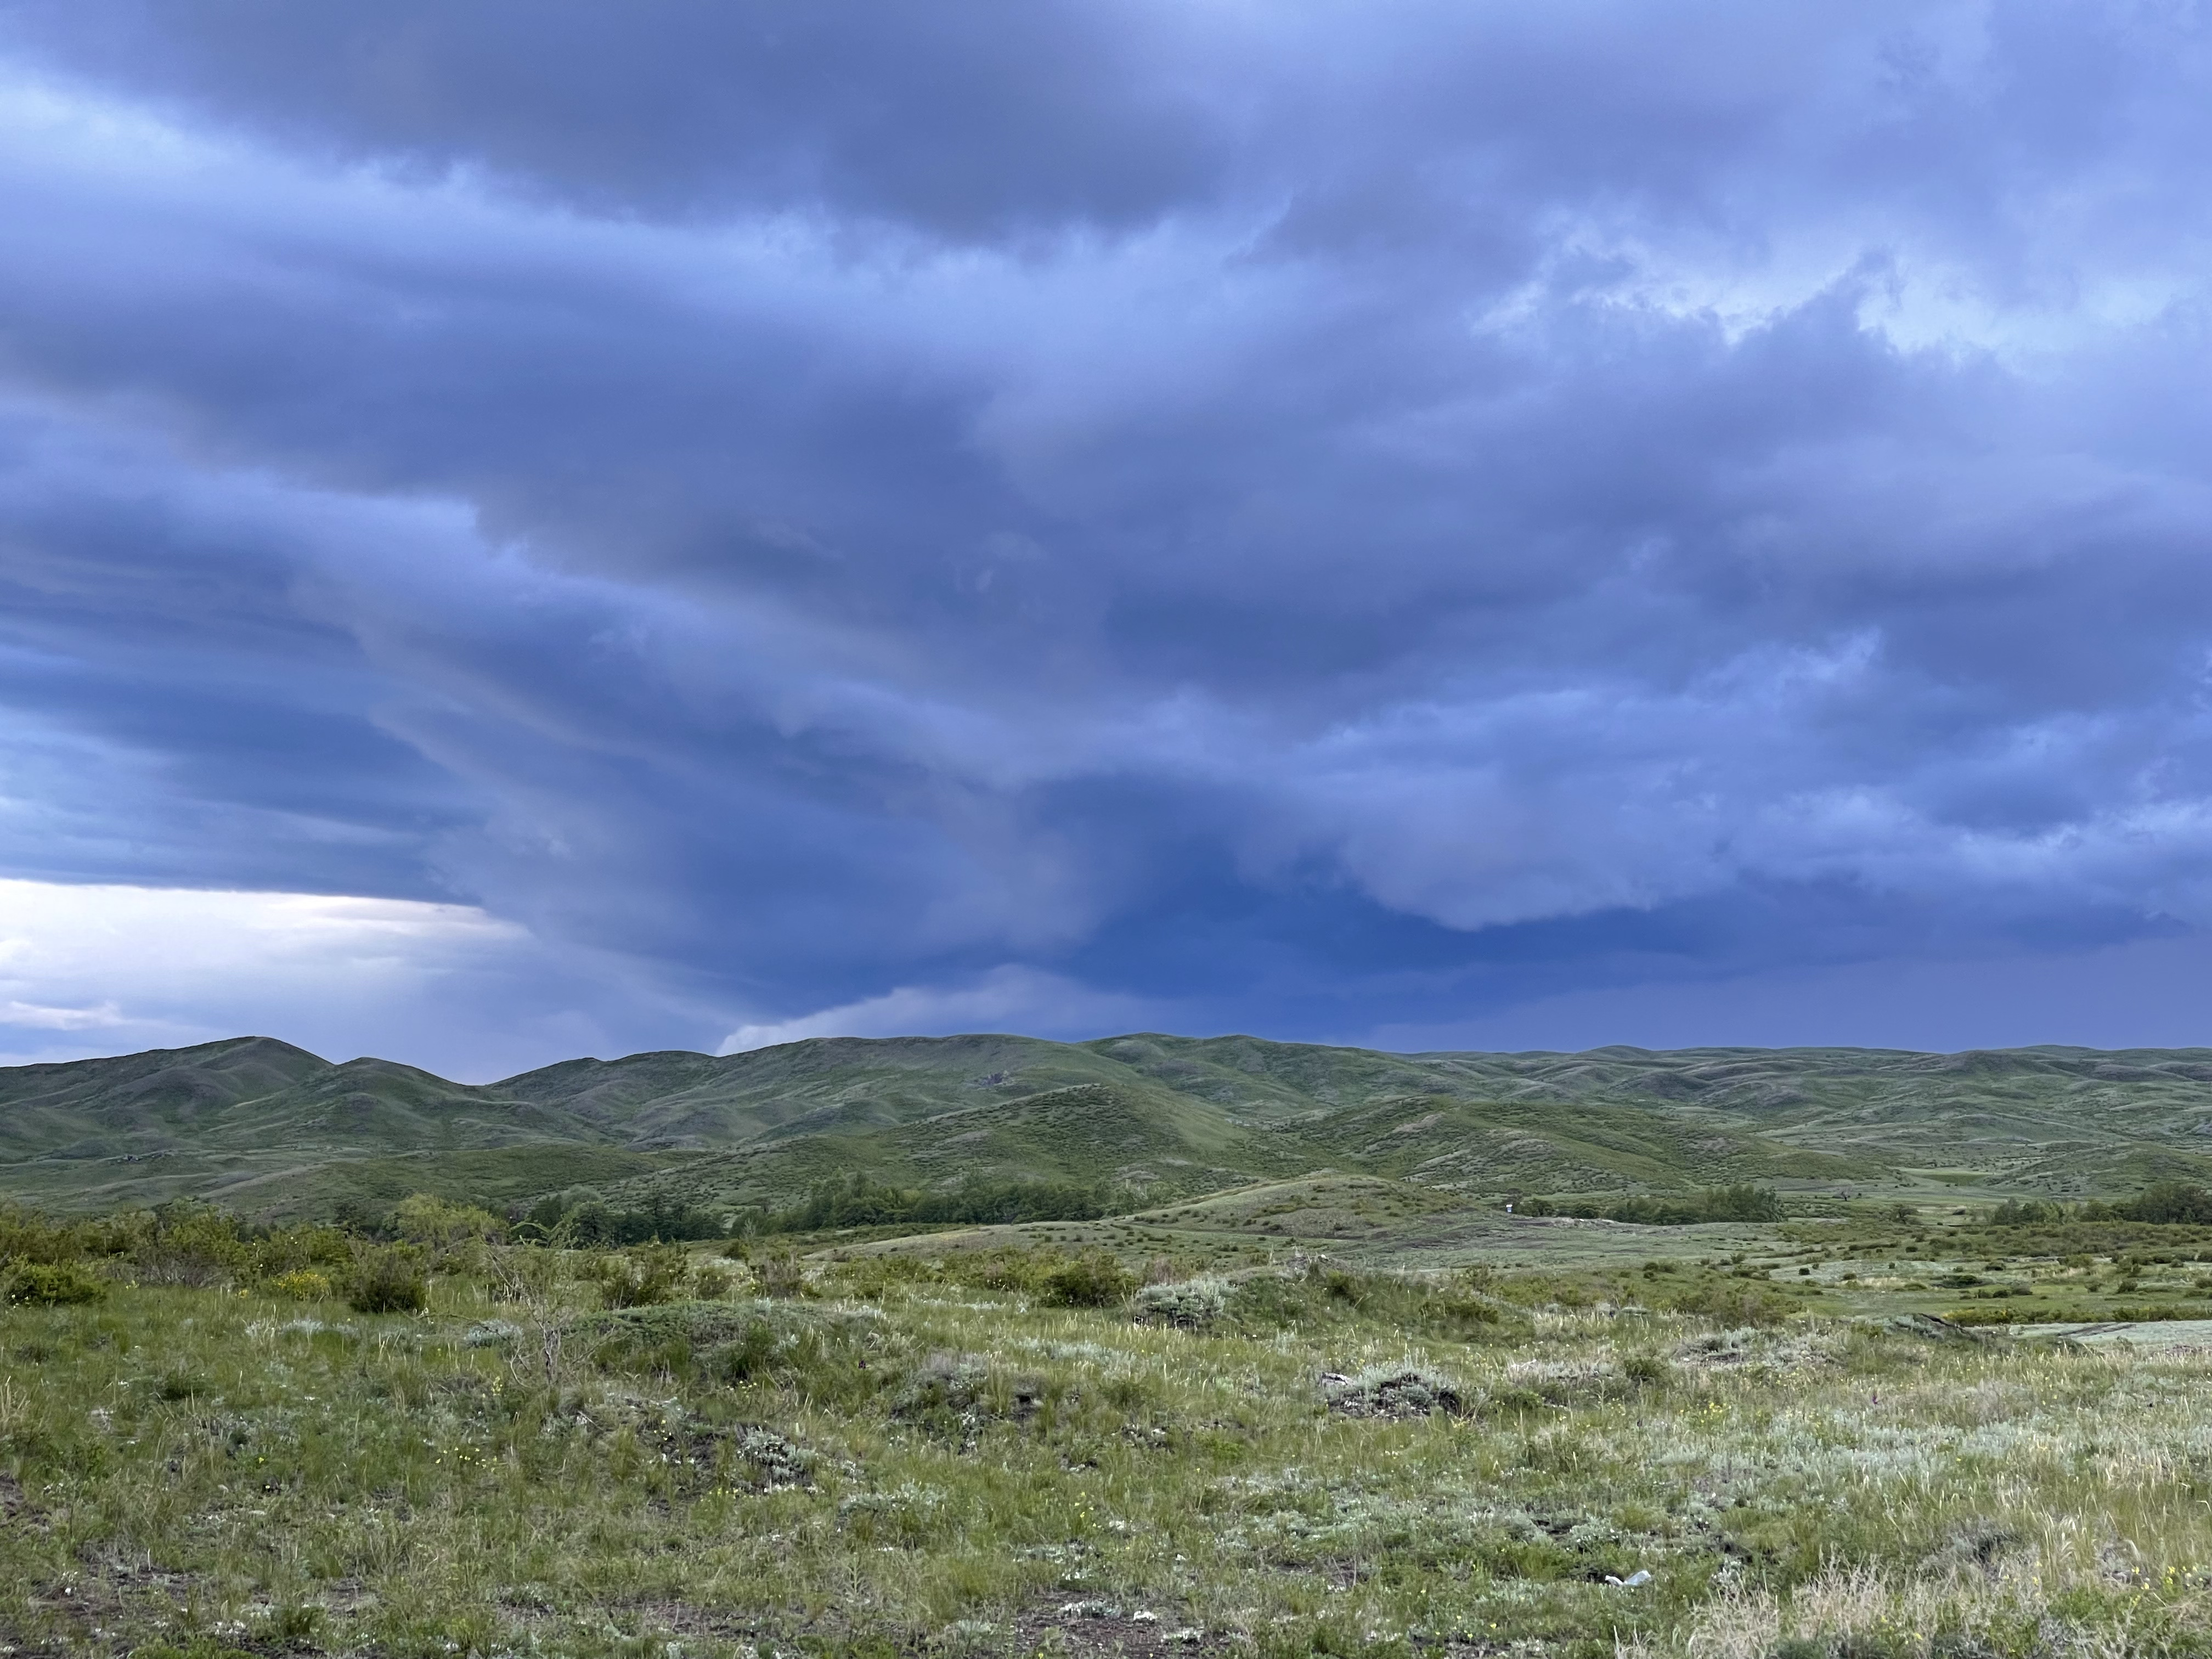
[5,1031,2212,1218]
[498,1033,1137,1145]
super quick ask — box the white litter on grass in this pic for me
[1605,1570,1652,1587]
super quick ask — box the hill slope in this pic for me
[2,1033,2209,1216]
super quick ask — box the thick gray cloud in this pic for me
[0,2,2208,1067]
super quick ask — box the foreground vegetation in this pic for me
[11,1190,2212,1659]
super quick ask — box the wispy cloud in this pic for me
[719,967,1157,1054]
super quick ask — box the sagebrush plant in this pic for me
[343,1240,428,1313]
[1132,1272,1229,1329]
[8,1208,2212,1659]
[585,1241,695,1308]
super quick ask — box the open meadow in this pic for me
[13,1188,2212,1659]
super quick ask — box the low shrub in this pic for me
[392,1194,506,1268]
[345,1243,429,1314]
[1039,1251,1136,1308]
[1225,1261,1513,1341]
[481,1243,563,1305]
[245,1223,353,1281]
[586,1243,695,1309]
[0,1204,111,1266]
[818,1252,943,1301]
[890,1349,996,1437]
[4,1260,109,1306]
[264,1269,334,1302]
[1324,1367,1468,1419]
[889,1350,1058,1442]
[1657,1276,1795,1327]
[135,1203,250,1288]
[752,1250,810,1299]
[690,1263,733,1299]
[1501,1357,1633,1407]
[571,1299,883,1402]
[1132,1274,1229,1330]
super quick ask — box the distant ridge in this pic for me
[4,1034,2211,1216]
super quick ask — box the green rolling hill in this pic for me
[3,1032,2210,1218]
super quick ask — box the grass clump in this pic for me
[1222,1259,1514,1341]
[568,1297,883,1402]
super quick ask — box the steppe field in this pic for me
[11,1037,2212,1659]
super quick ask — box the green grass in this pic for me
[13,1219,2212,1658]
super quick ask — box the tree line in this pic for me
[1987,1181,2212,1228]
[746,1173,1128,1234]
[1514,1185,1788,1225]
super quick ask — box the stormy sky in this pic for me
[1,2,2208,1077]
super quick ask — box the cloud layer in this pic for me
[0,878,689,1077]
[0,3,2208,1066]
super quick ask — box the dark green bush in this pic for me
[519,1189,724,1246]
[134,1202,250,1288]
[1040,1251,1136,1308]
[1523,1185,1787,1226]
[246,1222,353,1282]
[0,1204,111,1266]
[768,1172,1124,1233]
[2118,1182,2212,1225]
[709,1317,784,1384]
[3,1260,109,1305]
[345,1243,429,1314]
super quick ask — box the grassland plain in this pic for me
[13,1194,2212,1659]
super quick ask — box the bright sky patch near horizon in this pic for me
[0,2,2208,1075]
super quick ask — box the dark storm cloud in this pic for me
[0,2,2208,1061]
[0,0,1227,235]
